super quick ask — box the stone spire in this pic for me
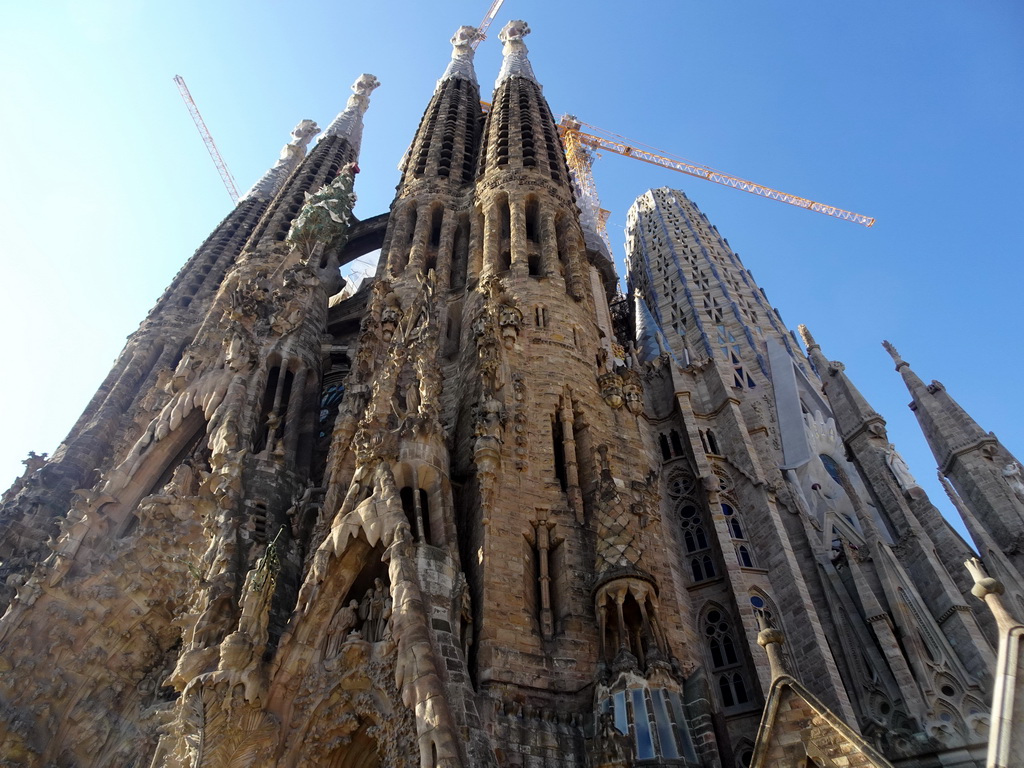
[883,340,995,473]
[802,325,885,439]
[395,25,484,191]
[439,25,480,86]
[495,20,538,88]
[321,73,381,154]
[887,341,1024,575]
[239,119,320,202]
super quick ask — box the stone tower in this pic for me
[0,19,1019,768]
[624,187,999,766]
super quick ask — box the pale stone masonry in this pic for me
[0,19,1020,768]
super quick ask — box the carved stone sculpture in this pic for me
[286,163,359,256]
[1001,462,1024,504]
[886,443,921,491]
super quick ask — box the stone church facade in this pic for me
[0,19,1022,768]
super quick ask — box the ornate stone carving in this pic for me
[1001,462,1024,504]
[620,368,643,415]
[886,443,921,491]
[498,303,523,349]
[495,20,537,87]
[439,25,480,85]
[321,73,381,154]
[598,372,624,409]
[286,163,359,257]
[241,119,320,202]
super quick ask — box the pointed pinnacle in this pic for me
[495,20,537,87]
[439,25,481,85]
[797,324,818,351]
[882,340,908,370]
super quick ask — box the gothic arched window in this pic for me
[703,606,750,709]
[691,554,716,582]
[680,503,716,582]
[681,505,709,553]
[723,503,757,568]
[722,504,744,539]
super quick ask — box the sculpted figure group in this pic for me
[324,577,393,660]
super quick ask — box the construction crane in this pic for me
[479,101,873,251]
[558,116,875,249]
[173,75,241,204]
[472,0,505,48]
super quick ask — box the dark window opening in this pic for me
[552,416,568,492]
[525,198,539,243]
[706,429,720,455]
[419,489,432,545]
[429,206,443,248]
[659,434,671,461]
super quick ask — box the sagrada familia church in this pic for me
[1,19,1022,768]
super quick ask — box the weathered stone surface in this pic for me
[0,20,1016,768]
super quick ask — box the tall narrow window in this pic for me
[670,430,684,457]
[680,503,715,582]
[552,416,568,492]
[724,504,756,568]
[659,434,671,461]
[703,606,750,708]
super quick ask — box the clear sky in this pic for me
[1,2,1022,545]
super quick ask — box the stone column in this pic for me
[540,208,558,276]
[481,200,500,280]
[509,195,528,276]
[408,205,432,276]
[435,208,458,289]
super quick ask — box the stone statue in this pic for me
[1001,462,1024,503]
[368,577,387,641]
[359,581,378,642]
[498,303,522,348]
[474,395,506,441]
[598,372,624,409]
[459,582,473,659]
[325,599,360,659]
[22,451,47,476]
[885,443,920,490]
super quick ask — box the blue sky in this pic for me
[1,2,1022,545]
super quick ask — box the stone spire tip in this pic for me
[439,25,481,86]
[322,74,381,153]
[239,119,321,202]
[882,340,908,370]
[797,324,818,351]
[495,20,537,88]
